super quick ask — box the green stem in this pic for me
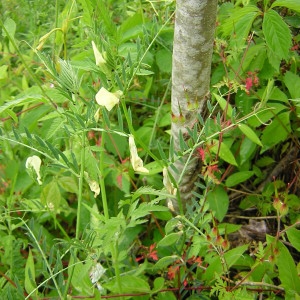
[111,240,124,300]
[63,131,85,298]
[76,132,86,240]
[99,121,109,220]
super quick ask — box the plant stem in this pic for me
[99,122,109,220]
[111,240,124,300]
[63,131,85,298]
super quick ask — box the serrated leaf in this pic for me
[225,171,254,187]
[238,124,262,146]
[211,140,238,166]
[271,0,300,13]
[263,10,292,61]
[207,185,229,221]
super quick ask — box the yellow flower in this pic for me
[92,41,106,67]
[26,155,42,185]
[129,135,149,174]
[95,87,121,111]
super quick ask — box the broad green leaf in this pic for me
[221,6,259,38]
[25,249,37,297]
[263,10,292,61]
[70,260,94,294]
[224,244,248,269]
[2,18,16,39]
[225,171,254,187]
[157,231,183,248]
[276,240,300,295]
[238,124,262,146]
[271,0,300,13]
[211,140,238,166]
[153,255,179,270]
[0,91,45,114]
[261,112,291,152]
[0,65,8,80]
[155,49,172,73]
[238,138,257,166]
[41,181,61,210]
[119,12,143,42]
[284,71,300,99]
[152,277,165,293]
[207,185,229,221]
[286,227,300,252]
[214,93,233,118]
[104,275,150,294]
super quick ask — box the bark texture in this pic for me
[169,0,218,213]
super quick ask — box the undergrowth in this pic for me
[0,0,300,299]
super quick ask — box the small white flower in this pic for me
[26,155,42,185]
[92,41,106,67]
[84,172,100,197]
[95,87,121,111]
[90,263,106,284]
[129,135,149,173]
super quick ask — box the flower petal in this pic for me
[163,167,177,195]
[26,155,42,185]
[92,41,106,67]
[129,135,149,174]
[95,87,120,111]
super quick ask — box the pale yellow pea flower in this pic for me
[26,155,42,185]
[129,135,149,174]
[95,87,122,111]
[91,41,106,67]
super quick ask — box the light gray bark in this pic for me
[169,0,218,213]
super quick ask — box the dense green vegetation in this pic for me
[0,0,300,299]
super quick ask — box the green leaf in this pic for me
[41,181,61,210]
[2,18,16,39]
[225,171,254,187]
[284,71,300,99]
[238,124,262,146]
[157,232,183,248]
[153,255,179,270]
[211,140,238,166]
[261,112,291,152]
[152,277,165,293]
[271,0,300,13]
[214,93,233,118]
[286,227,300,252]
[207,185,229,221]
[104,275,150,294]
[276,240,300,295]
[25,249,37,297]
[263,9,292,63]
[155,49,172,73]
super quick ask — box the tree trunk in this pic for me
[168,0,218,213]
